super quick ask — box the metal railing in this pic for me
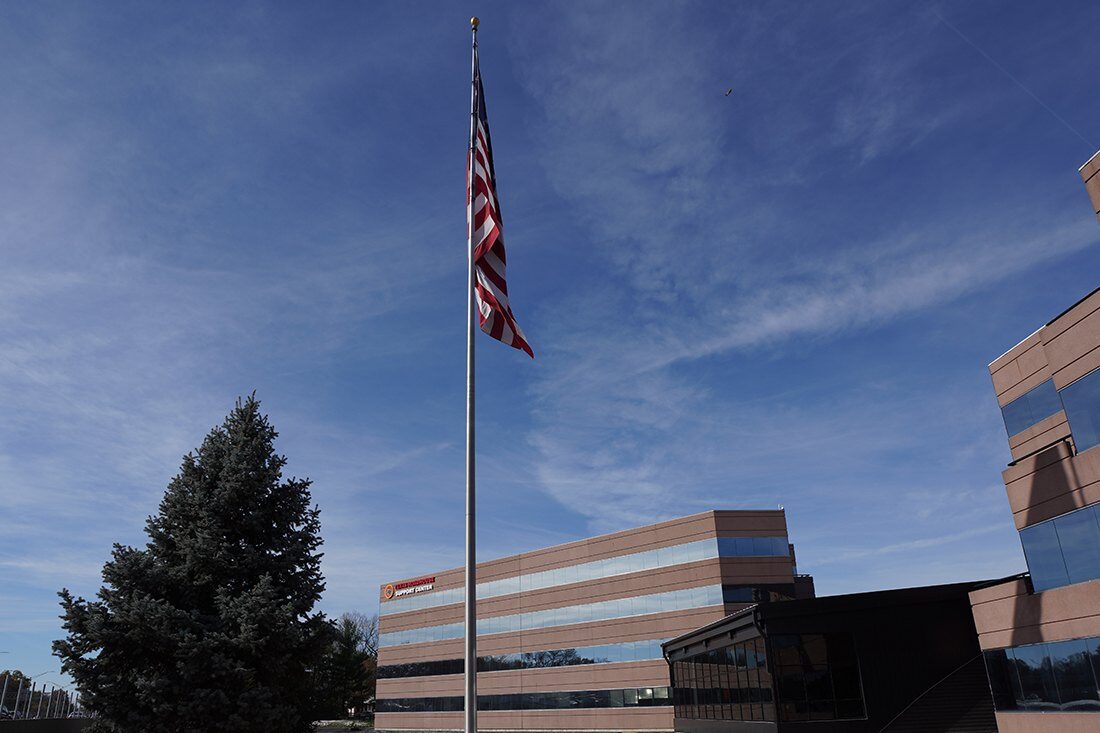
[0,675,87,721]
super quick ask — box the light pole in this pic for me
[27,670,56,719]
[24,682,35,719]
[12,678,24,720]
[37,680,66,719]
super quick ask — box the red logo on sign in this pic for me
[394,576,435,591]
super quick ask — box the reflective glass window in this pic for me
[380,584,724,647]
[1020,503,1100,592]
[772,633,864,722]
[1020,520,1070,592]
[985,637,1100,713]
[1002,379,1063,437]
[1062,368,1100,453]
[671,639,777,722]
[1054,506,1100,586]
[1011,644,1059,711]
[377,686,672,713]
[752,537,774,556]
[1090,638,1100,695]
[717,536,790,558]
[1047,639,1100,711]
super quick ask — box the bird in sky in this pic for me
[725,88,733,96]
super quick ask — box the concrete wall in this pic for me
[994,711,1098,733]
[2,721,91,733]
[969,576,1100,649]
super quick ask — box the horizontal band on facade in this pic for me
[380,537,791,617]
[377,686,672,713]
[380,585,726,647]
[379,639,666,679]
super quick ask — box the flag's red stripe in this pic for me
[466,57,533,358]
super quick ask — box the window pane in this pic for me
[803,667,831,702]
[1088,637,1100,695]
[1002,379,1062,437]
[1011,644,1059,711]
[770,636,799,667]
[831,664,861,701]
[770,634,862,723]
[1053,507,1100,586]
[1029,380,1065,424]
[1047,639,1100,710]
[981,651,1012,708]
[1001,395,1033,438]
[1020,521,1070,592]
[801,635,828,666]
[776,668,805,705]
[835,698,865,719]
[1062,369,1100,453]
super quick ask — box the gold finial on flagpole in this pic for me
[470,16,480,29]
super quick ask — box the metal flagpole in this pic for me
[465,15,480,733]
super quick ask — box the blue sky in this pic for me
[2,0,1099,682]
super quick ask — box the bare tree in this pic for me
[348,612,378,658]
[315,611,378,719]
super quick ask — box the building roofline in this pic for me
[661,604,759,649]
[661,575,1024,651]
[989,326,1043,368]
[988,286,1100,368]
[1045,285,1100,327]
[380,508,788,590]
[1078,149,1100,172]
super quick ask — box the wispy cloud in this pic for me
[505,2,1096,575]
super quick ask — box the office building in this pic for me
[663,580,1003,732]
[973,152,1100,732]
[375,510,813,732]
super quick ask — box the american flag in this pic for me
[468,48,533,358]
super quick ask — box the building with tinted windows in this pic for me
[375,510,813,733]
[663,580,1001,733]
[974,153,1100,732]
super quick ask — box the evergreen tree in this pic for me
[54,395,328,733]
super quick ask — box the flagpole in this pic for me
[465,15,480,733]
